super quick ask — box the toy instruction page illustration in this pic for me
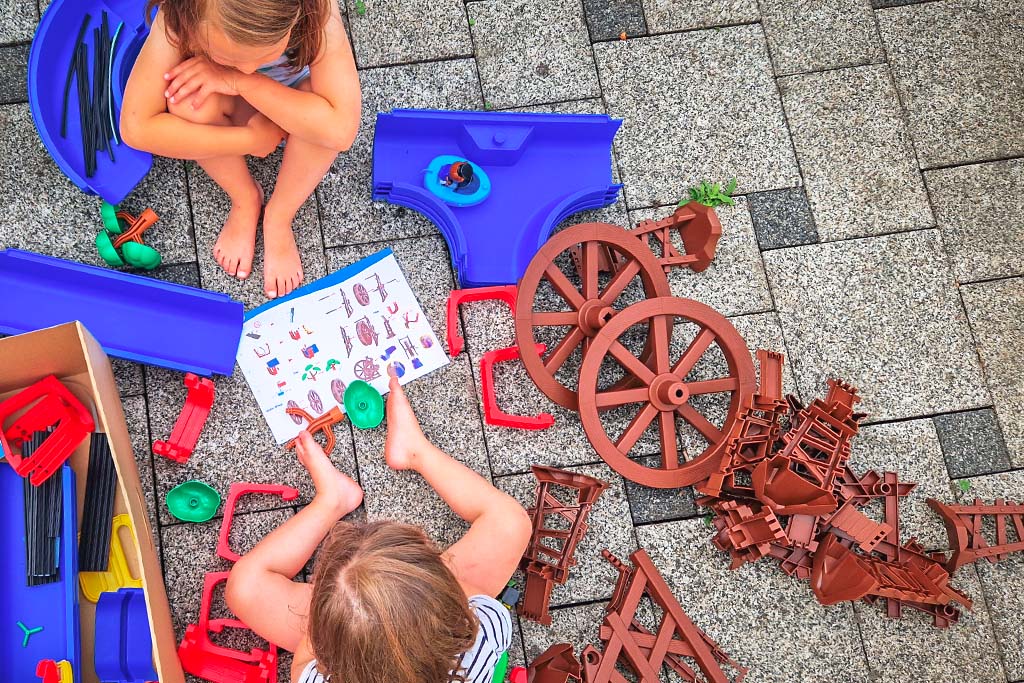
[236,249,449,443]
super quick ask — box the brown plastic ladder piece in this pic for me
[527,643,583,683]
[927,497,1024,573]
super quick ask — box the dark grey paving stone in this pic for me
[761,0,883,75]
[145,260,202,288]
[123,393,161,558]
[934,408,1012,479]
[925,159,1024,283]
[344,0,472,68]
[0,43,28,104]
[583,0,647,41]
[469,0,601,109]
[594,27,800,208]
[317,59,482,248]
[872,0,937,6]
[746,187,819,250]
[877,1,1024,168]
[624,455,697,524]
[0,0,37,44]
[642,0,759,32]
[778,65,933,241]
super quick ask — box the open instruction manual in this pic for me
[236,248,449,444]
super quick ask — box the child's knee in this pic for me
[167,93,231,125]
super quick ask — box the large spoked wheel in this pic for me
[515,223,671,410]
[577,297,756,489]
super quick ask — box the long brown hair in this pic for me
[147,0,329,71]
[308,520,478,683]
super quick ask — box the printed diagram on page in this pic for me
[236,250,449,443]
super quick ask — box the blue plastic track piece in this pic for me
[0,249,243,376]
[95,588,158,683]
[372,109,623,288]
[0,465,81,683]
[29,0,153,204]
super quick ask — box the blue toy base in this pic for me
[423,156,491,207]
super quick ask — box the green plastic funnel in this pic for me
[166,480,221,522]
[344,380,384,429]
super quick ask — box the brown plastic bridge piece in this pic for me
[629,202,722,274]
[527,643,583,683]
[927,497,1024,573]
[519,466,608,626]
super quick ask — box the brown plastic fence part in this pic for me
[823,503,891,553]
[927,497,1024,573]
[696,497,787,569]
[576,297,756,489]
[514,222,671,411]
[527,643,583,683]
[630,202,722,274]
[519,465,608,625]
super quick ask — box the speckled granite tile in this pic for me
[594,27,800,208]
[317,59,482,248]
[123,393,161,558]
[583,0,647,41]
[345,0,472,68]
[779,65,933,241]
[925,159,1024,282]
[728,310,801,399]
[637,520,870,683]
[624,455,698,524]
[961,278,1024,466]
[469,0,601,109]
[761,0,882,75]
[495,462,636,607]
[763,230,989,421]
[934,409,1012,479]
[746,187,819,251]
[0,43,29,104]
[519,601,606,660]
[877,1,1024,167]
[642,0,758,32]
[628,198,773,317]
[113,358,145,397]
[0,0,37,44]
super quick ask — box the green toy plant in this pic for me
[682,178,737,208]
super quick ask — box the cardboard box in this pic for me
[0,322,184,683]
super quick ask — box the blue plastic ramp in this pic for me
[0,250,243,376]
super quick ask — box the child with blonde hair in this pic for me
[121,0,360,299]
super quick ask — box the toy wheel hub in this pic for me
[650,374,689,410]
[578,300,615,336]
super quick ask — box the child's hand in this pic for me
[246,114,286,157]
[383,367,427,471]
[164,56,241,108]
[294,430,363,516]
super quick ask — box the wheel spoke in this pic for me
[599,258,641,304]
[544,263,585,310]
[582,241,599,299]
[533,310,579,327]
[671,327,716,379]
[675,402,722,443]
[615,403,658,454]
[543,328,585,374]
[608,340,656,384]
[659,411,679,470]
[595,387,650,409]
[649,314,672,374]
[685,377,739,395]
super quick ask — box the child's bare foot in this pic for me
[214,182,263,280]
[295,430,363,515]
[384,368,428,471]
[262,207,304,299]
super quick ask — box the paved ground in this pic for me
[3,0,1024,681]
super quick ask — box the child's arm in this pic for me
[384,371,533,598]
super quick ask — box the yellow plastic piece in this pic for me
[79,514,143,603]
[56,660,73,683]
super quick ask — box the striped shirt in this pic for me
[256,53,310,88]
[296,595,513,683]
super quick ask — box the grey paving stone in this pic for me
[642,0,759,32]
[746,187,819,251]
[761,0,883,75]
[147,365,358,525]
[729,310,802,399]
[0,43,28,104]
[317,59,482,248]
[637,520,871,683]
[877,1,1024,168]
[0,0,36,44]
[925,158,1024,283]
[145,260,202,288]
[934,409,1012,479]
[495,462,636,607]
[779,65,933,241]
[583,0,647,41]
[872,0,937,6]
[979,0,1024,25]
[469,0,601,109]
[624,454,698,524]
[112,358,145,397]
[763,230,989,421]
[594,27,800,208]
[961,278,1024,466]
[123,394,161,558]
[344,0,472,68]
[629,198,773,317]
[519,601,606,660]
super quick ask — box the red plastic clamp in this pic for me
[480,344,555,430]
[0,375,94,486]
[217,483,301,562]
[153,373,215,464]
[446,285,519,356]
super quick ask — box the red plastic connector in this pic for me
[0,375,94,486]
[445,285,518,356]
[217,483,300,562]
[153,373,215,463]
[480,344,555,430]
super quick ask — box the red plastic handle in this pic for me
[217,483,300,562]
[480,344,555,430]
[445,285,518,357]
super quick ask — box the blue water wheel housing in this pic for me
[29,0,153,204]
[423,156,492,207]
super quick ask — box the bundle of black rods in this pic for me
[61,11,123,178]
[23,431,63,587]
[78,432,118,572]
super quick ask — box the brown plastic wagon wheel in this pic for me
[515,223,671,410]
[577,297,756,489]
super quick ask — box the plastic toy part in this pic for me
[0,375,94,486]
[509,666,527,683]
[630,202,722,274]
[285,405,347,452]
[217,483,300,562]
[527,643,583,683]
[446,285,519,357]
[94,588,158,683]
[492,650,509,683]
[166,480,222,523]
[79,433,118,572]
[372,109,622,288]
[79,514,144,602]
[95,205,162,270]
[343,380,385,430]
[927,498,1024,573]
[153,373,216,463]
[35,659,73,683]
[480,345,555,430]
[424,155,492,207]
[23,434,64,585]
[0,249,244,376]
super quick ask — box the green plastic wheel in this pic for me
[166,480,221,522]
[121,241,162,270]
[344,380,384,429]
[100,201,123,234]
[95,230,125,267]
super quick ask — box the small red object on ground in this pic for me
[285,405,346,453]
[527,643,583,683]
[509,665,528,683]
[0,374,94,486]
[446,285,519,356]
[153,372,215,464]
[480,344,555,430]
[928,497,1024,573]
[217,483,300,562]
